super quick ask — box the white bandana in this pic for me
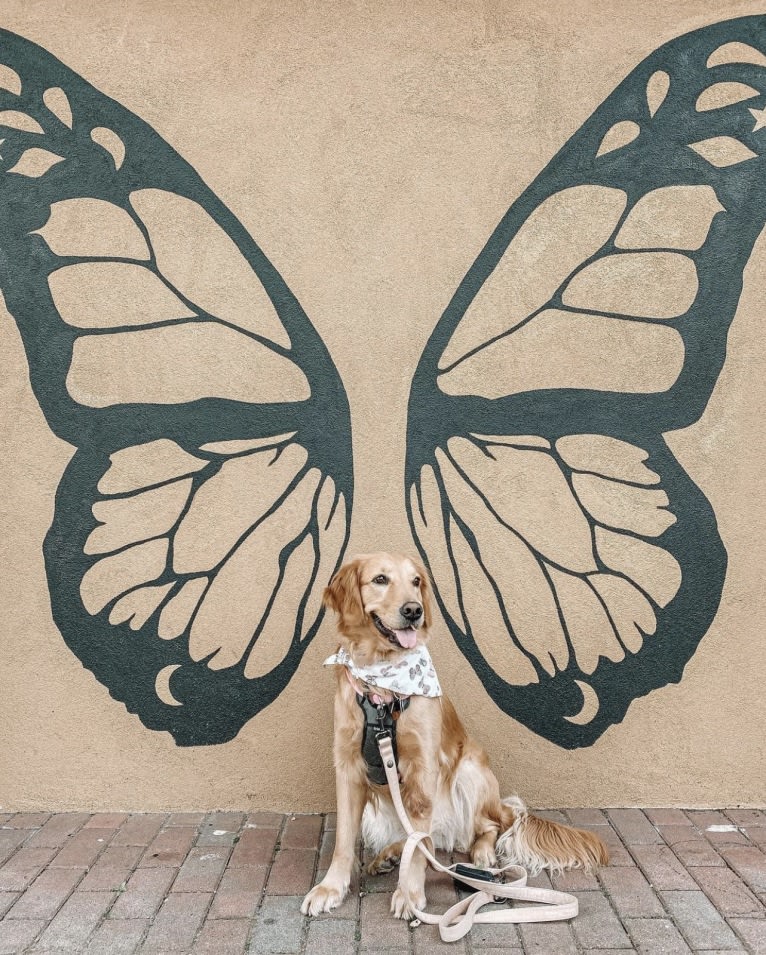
[324,645,442,698]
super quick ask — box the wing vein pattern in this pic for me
[406,16,766,746]
[0,30,352,745]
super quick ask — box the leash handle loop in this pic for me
[376,735,578,942]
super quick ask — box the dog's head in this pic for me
[323,552,434,654]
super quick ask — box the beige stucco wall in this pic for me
[1,0,765,810]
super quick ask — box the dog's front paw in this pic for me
[471,845,497,869]
[391,885,426,920]
[301,880,348,916]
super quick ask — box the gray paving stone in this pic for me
[412,920,467,952]
[140,891,211,952]
[600,865,665,917]
[607,809,663,845]
[565,807,609,826]
[518,920,579,954]
[250,894,307,954]
[720,844,766,893]
[624,917,693,954]
[631,843,698,890]
[0,893,18,918]
[31,890,116,952]
[691,865,763,916]
[85,918,149,954]
[729,917,766,953]
[304,917,359,955]
[660,889,742,950]
[598,824,636,865]
[360,891,411,949]
[533,809,568,824]
[193,917,250,953]
[571,889,632,949]
[0,830,28,866]
[465,914,522,947]
[645,808,691,827]
[355,949,411,955]
[0,919,46,955]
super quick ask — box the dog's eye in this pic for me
[372,574,388,585]
[412,576,421,587]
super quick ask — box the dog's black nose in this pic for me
[400,602,423,622]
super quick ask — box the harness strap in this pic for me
[356,693,410,787]
[376,734,578,942]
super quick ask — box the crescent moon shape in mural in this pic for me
[155,665,183,707]
[564,680,599,726]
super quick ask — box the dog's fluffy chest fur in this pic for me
[363,751,491,853]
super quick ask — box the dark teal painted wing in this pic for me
[0,30,352,744]
[406,16,766,746]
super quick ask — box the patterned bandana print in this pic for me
[324,645,443,698]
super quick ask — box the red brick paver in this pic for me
[0,851,57,893]
[83,815,128,831]
[170,847,230,894]
[192,916,250,953]
[228,827,279,867]
[282,815,324,849]
[110,816,165,849]
[4,818,49,832]
[24,816,89,851]
[84,918,148,954]
[265,847,317,895]
[4,868,85,921]
[0,919,47,954]
[0,808,762,952]
[108,867,175,920]
[139,827,197,868]
[207,866,267,919]
[631,843,698,890]
[0,836,28,870]
[31,890,115,952]
[140,892,211,952]
[600,864,665,917]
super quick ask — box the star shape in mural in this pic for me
[749,104,766,132]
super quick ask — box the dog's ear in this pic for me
[323,558,366,628]
[414,558,435,630]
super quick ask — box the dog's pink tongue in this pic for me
[394,628,418,649]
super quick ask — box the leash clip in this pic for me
[376,703,388,730]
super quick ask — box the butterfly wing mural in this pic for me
[1,17,764,749]
[0,30,352,745]
[406,16,766,747]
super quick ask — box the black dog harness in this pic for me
[356,693,410,786]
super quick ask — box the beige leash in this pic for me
[377,735,579,942]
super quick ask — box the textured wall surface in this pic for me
[0,0,765,810]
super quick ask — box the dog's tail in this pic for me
[496,797,608,875]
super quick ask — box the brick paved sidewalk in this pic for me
[0,809,764,954]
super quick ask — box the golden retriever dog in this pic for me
[301,552,608,919]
